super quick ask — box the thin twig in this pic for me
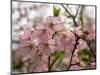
[48,56,51,71]
[48,55,60,71]
[62,4,79,26]
[62,4,95,70]
[74,5,80,18]
[61,4,73,17]
[71,62,80,66]
[79,6,84,29]
[83,38,96,58]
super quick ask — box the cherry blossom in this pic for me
[90,62,96,69]
[12,5,96,72]
[86,24,95,40]
[53,29,75,52]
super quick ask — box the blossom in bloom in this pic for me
[46,16,64,32]
[13,15,96,72]
[37,39,56,55]
[19,25,35,47]
[33,64,48,72]
[90,62,96,69]
[73,26,84,37]
[53,29,75,52]
[69,65,82,70]
[12,47,32,65]
[86,24,95,40]
[77,39,88,50]
[32,23,54,43]
[30,53,48,72]
[83,21,95,41]
[71,49,80,65]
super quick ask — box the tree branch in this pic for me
[66,32,80,70]
[83,37,96,58]
[79,6,84,29]
[61,4,80,27]
[74,5,80,18]
[61,4,73,17]
[62,4,95,70]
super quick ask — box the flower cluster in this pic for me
[13,16,76,72]
[12,16,96,73]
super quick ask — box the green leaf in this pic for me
[13,57,23,69]
[51,51,64,59]
[49,51,64,70]
[13,61,23,69]
[53,6,61,16]
[78,49,91,62]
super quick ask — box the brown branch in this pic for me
[65,31,96,70]
[62,4,95,70]
[61,4,73,17]
[61,4,79,26]
[79,6,85,29]
[66,32,80,70]
[74,5,80,18]
[71,62,80,66]
[83,37,96,58]
[48,56,51,71]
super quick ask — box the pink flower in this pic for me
[73,26,84,37]
[20,7,28,17]
[47,16,62,24]
[20,31,31,41]
[69,65,82,70]
[19,25,34,40]
[46,16,64,32]
[84,24,95,40]
[90,62,96,69]
[54,29,75,52]
[31,16,65,45]
[33,64,48,72]
[31,53,48,72]
[15,15,92,72]
[19,32,32,48]
[19,25,35,47]
[77,39,87,50]
[32,25,53,44]
[37,39,56,55]
[13,47,33,65]
[71,49,79,65]
[87,24,95,40]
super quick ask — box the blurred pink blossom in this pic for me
[69,65,82,70]
[87,24,95,40]
[13,15,96,72]
[54,29,75,52]
[90,62,96,69]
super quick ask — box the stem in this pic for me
[61,5,81,69]
[62,4,80,27]
[74,5,80,18]
[62,4,96,70]
[71,62,80,66]
[79,6,84,29]
[83,38,96,58]
[48,56,50,71]
[48,55,60,71]
[66,33,80,70]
